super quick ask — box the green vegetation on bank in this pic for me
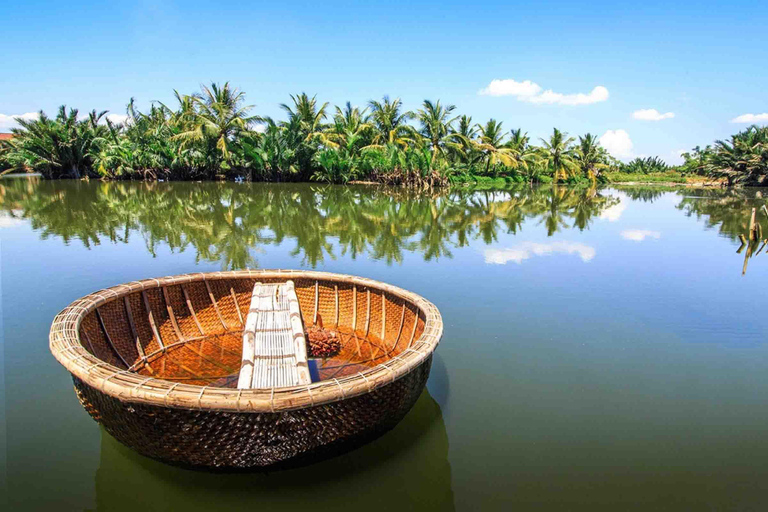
[1,82,766,186]
[605,171,688,184]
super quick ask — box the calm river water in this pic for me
[1,178,767,510]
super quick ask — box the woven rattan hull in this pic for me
[50,270,442,469]
[73,356,431,469]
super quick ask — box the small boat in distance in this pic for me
[49,270,442,469]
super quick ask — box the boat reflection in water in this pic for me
[94,389,454,512]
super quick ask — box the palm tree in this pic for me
[277,93,332,178]
[680,145,712,175]
[506,128,540,180]
[574,133,608,181]
[449,115,479,164]
[367,96,415,147]
[333,102,370,133]
[540,128,576,182]
[10,106,107,179]
[238,119,298,181]
[456,115,477,141]
[161,90,197,129]
[475,119,518,175]
[508,128,529,151]
[280,93,329,143]
[174,82,258,167]
[325,102,372,155]
[706,125,768,186]
[416,100,465,163]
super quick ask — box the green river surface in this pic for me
[1,177,767,511]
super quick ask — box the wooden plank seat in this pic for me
[237,280,311,389]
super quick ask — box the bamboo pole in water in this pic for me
[743,240,757,275]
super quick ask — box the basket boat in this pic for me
[49,270,442,469]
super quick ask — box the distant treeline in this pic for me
[1,82,766,186]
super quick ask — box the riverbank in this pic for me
[612,180,723,188]
[0,171,728,190]
[605,171,724,186]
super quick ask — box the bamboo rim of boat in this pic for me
[49,270,442,413]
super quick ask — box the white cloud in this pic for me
[632,109,675,121]
[253,123,267,133]
[621,229,661,242]
[599,129,634,159]
[599,200,627,222]
[730,113,768,123]
[479,79,608,106]
[0,111,133,133]
[526,86,609,106]
[0,112,39,132]
[105,113,129,125]
[479,79,542,98]
[484,241,596,265]
[76,112,130,125]
[667,149,686,165]
[0,214,25,228]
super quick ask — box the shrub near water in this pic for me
[618,156,670,174]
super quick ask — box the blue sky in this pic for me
[1,0,766,163]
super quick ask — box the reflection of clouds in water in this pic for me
[484,241,596,265]
[621,229,661,242]
[599,199,627,222]
[0,213,24,228]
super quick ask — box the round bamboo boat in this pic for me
[49,270,442,469]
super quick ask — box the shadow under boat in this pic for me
[93,388,454,512]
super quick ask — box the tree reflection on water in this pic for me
[4,179,764,273]
[0,180,621,269]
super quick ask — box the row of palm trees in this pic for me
[1,82,622,186]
